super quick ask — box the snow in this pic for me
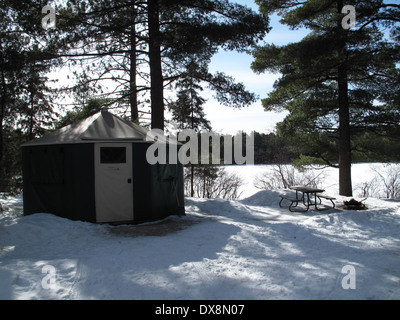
[1,163,400,300]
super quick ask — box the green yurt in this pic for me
[22,109,184,224]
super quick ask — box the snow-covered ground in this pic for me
[1,163,400,300]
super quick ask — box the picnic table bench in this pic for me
[316,194,336,208]
[279,185,336,212]
[279,194,303,212]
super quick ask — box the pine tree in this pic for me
[0,0,60,192]
[252,0,400,196]
[168,61,211,197]
[59,0,268,130]
[168,62,211,132]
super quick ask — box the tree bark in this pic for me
[337,0,353,196]
[129,8,138,122]
[147,0,164,130]
[190,165,194,197]
[337,64,352,196]
[0,58,6,190]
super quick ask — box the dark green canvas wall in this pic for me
[22,144,96,222]
[22,142,184,224]
[131,143,184,223]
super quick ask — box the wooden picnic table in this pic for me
[279,185,336,212]
[290,185,325,211]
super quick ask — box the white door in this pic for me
[95,143,134,223]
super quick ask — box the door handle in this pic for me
[127,178,132,183]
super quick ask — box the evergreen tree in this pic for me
[252,0,400,196]
[0,0,61,192]
[59,0,268,130]
[168,62,211,197]
[168,62,211,131]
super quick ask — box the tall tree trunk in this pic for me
[130,6,138,122]
[190,165,194,197]
[0,62,6,191]
[337,0,352,196]
[147,0,164,130]
[338,64,352,196]
[0,94,4,171]
[28,90,34,141]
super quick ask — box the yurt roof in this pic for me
[22,110,168,146]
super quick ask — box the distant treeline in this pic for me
[173,130,400,166]
[252,131,400,165]
[253,131,297,164]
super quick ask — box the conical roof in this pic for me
[22,110,162,146]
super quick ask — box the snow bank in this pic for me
[1,164,400,300]
[225,162,389,198]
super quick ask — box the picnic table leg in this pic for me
[312,192,324,210]
[313,193,319,210]
[292,190,301,209]
[289,201,308,212]
[279,197,300,209]
[302,192,310,210]
[309,193,314,211]
[304,192,319,211]
[279,197,284,208]
[303,194,310,212]
[316,195,336,209]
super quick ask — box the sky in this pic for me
[201,0,310,135]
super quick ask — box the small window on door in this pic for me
[100,147,126,163]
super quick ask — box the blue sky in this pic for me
[203,0,310,134]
